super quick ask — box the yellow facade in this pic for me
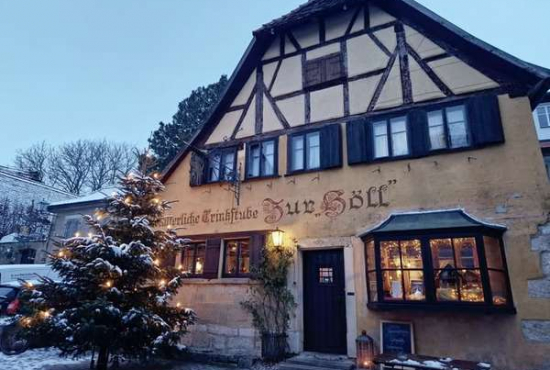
[161,2,550,369]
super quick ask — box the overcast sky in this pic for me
[0,0,548,164]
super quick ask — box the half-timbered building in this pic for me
[161,1,550,368]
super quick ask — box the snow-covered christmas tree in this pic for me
[20,170,195,370]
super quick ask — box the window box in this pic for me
[362,210,514,313]
[287,124,342,175]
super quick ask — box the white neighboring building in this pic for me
[0,166,75,264]
[533,92,550,176]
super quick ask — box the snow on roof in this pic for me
[0,233,19,243]
[48,186,120,208]
[0,171,74,197]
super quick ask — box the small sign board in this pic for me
[380,321,415,354]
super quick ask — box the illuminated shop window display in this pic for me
[363,211,514,312]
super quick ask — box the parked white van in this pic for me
[0,265,59,284]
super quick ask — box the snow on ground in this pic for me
[0,347,279,370]
[0,348,84,370]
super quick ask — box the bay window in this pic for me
[363,210,514,312]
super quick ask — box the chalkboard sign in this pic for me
[380,321,415,354]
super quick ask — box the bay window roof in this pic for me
[360,209,506,236]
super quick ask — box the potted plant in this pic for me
[241,241,296,362]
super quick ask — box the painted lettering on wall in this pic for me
[161,181,396,228]
[160,207,259,228]
[262,181,396,224]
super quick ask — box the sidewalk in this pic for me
[0,347,278,370]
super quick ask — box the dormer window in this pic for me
[304,53,345,90]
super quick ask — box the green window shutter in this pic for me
[250,234,265,273]
[467,95,505,147]
[346,119,372,165]
[203,238,221,279]
[407,109,429,157]
[320,124,343,169]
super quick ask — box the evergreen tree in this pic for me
[148,75,229,170]
[20,171,194,370]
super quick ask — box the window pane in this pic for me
[446,106,469,148]
[195,243,205,275]
[366,240,375,271]
[401,240,422,269]
[390,117,409,156]
[373,121,389,158]
[538,106,550,128]
[291,135,304,171]
[306,132,320,169]
[181,247,195,274]
[319,267,334,284]
[225,240,239,275]
[381,241,401,269]
[435,267,460,301]
[489,270,508,305]
[453,237,479,269]
[209,154,221,182]
[239,240,250,274]
[222,151,235,180]
[484,236,504,270]
[460,270,484,302]
[383,271,403,300]
[430,239,455,268]
[368,272,378,302]
[248,145,261,177]
[428,110,447,150]
[262,140,275,176]
[404,270,425,301]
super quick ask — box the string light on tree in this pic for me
[17,169,196,370]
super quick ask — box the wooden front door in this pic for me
[303,249,347,354]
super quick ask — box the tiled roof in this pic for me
[359,209,506,236]
[256,0,351,34]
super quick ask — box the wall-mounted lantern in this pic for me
[270,227,285,248]
[356,330,375,369]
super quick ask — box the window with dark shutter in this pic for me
[246,138,278,179]
[207,147,237,183]
[304,53,345,89]
[203,238,221,279]
[288,124,342,174]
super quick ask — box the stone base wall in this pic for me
[524,222,550,347]
[180,323,261,358]
[174,280,261,358]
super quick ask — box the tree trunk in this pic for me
[96,346,109,370]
